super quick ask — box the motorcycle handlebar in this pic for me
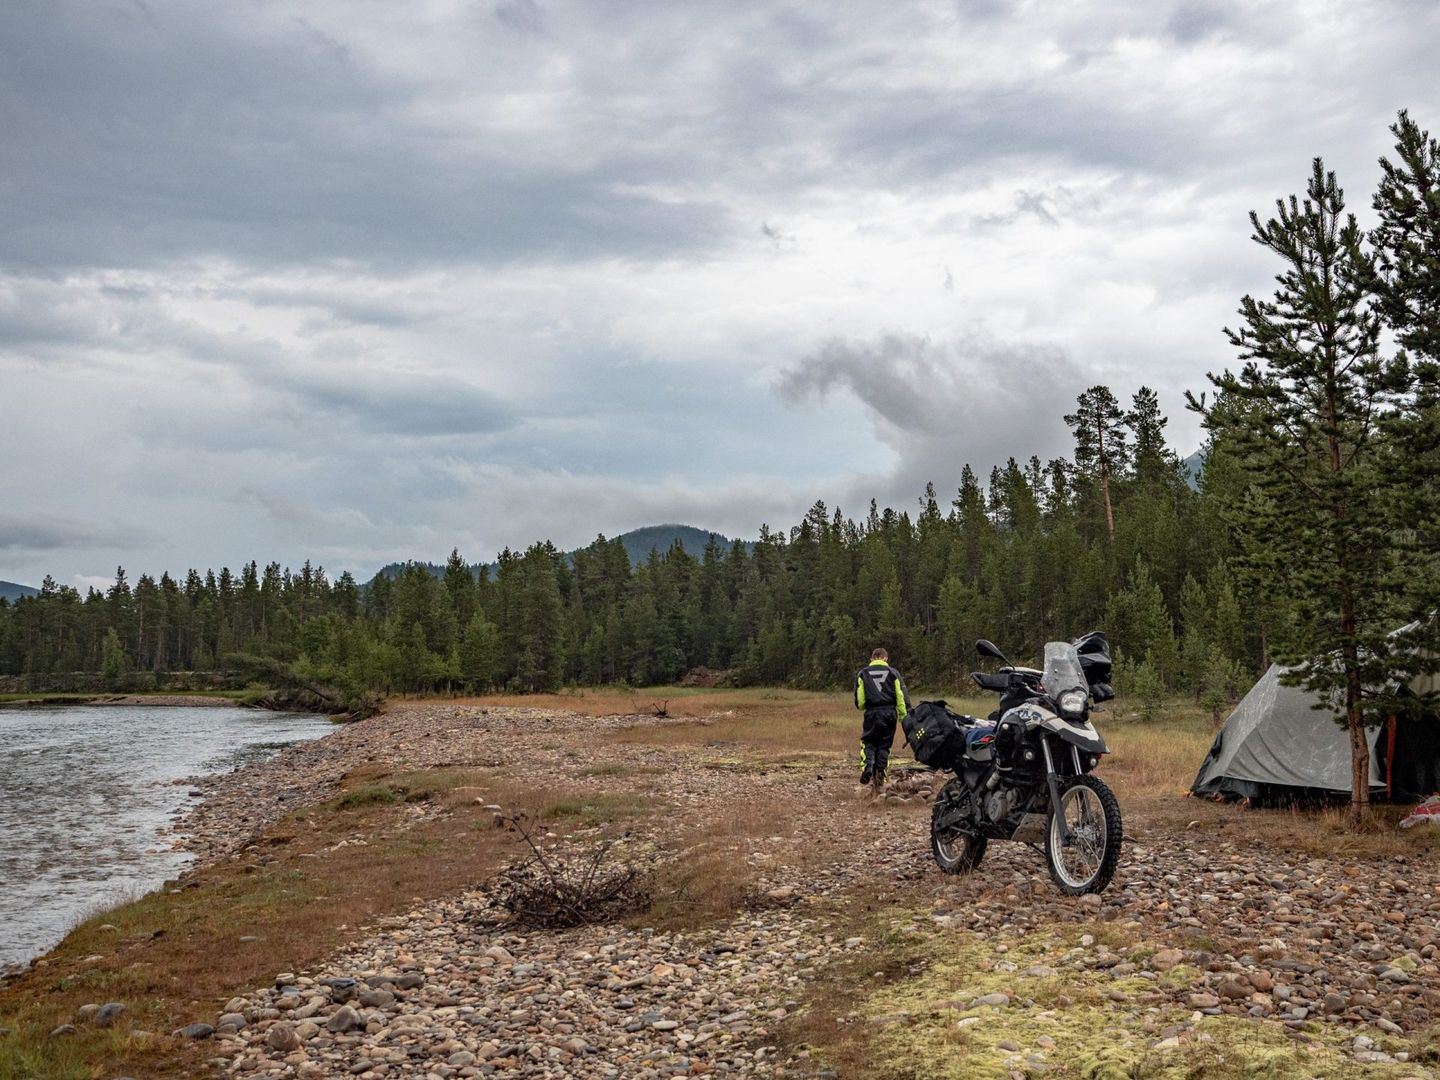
[970,671,1010,692]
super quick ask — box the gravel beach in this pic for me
[161,702,1440,1078]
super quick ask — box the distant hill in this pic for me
[0,580,39,603]
[607,524,748,566]
[369,524,751,586]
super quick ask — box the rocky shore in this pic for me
[134,703,1440,1077]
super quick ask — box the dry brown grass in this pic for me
[639,788,814,931]
[1098,701,1216,800]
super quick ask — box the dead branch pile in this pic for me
[478,817,651,928]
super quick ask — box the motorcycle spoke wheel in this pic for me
[1045,775,1122,894]
[931,794,986,875]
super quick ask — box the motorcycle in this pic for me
[910,634,1122,894]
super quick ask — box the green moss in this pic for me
[333,783,399,808]
[831,919,1422,1080]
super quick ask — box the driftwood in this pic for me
[477,816,650,928]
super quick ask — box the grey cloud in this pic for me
[974,190,1064,229]
[0,515,153,553]
[237,488,378,534]
[780,332,1087,500]
[1166,1,1234,44]
[495,0,546,34]
[0,3,731,273]
[0,273,514,439]
[4,0,1439,587]
[3,0,1436,281]
[280,369,514,437]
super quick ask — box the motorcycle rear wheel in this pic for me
[931,797,987,874]
[1045,774,1122,894]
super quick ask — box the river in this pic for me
[0,704,334,969]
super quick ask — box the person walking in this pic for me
[855,647,907,788]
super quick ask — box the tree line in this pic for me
[0,388,1255,706]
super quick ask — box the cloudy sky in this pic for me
[3,0,1438,589]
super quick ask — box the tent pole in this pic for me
[1386,715,1397,801]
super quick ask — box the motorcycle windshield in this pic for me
[1042,641,1087,697]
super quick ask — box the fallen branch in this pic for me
[476,815,651,928]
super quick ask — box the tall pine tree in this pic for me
[1190,158,1413,826]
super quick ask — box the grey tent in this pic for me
[1192,631,1440,803]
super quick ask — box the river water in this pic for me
[0,705,334,969]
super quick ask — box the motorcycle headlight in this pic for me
[1058,689,1087,718]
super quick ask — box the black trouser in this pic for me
[861,707,898,778]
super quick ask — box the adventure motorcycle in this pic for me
[904,633,1123,894]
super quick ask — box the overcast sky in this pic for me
[3,0,1438,589]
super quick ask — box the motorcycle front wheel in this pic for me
[1044,774,1122,895]
[931,797,987,874]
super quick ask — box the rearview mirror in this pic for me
[975,639,1010,665]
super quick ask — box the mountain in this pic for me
[607,524,748,566]
[1182,450,1204,490]
[369,524,750,585]
[0,580,40,603]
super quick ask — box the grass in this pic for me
[576,762,662,778]
[780,901,1419,1080]
[332,782,400,808]
[541,792,655,826]
[472,685,1439,852]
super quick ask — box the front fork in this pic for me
[1042,737,1073,843]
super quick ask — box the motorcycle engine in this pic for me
[984,787,1019,824]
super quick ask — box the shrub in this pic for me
[1116,655,1165,722]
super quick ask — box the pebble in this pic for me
[266,1022,302,1051]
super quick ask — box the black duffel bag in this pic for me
[902,700,971,770]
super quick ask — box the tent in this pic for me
[1191,627,1440,803]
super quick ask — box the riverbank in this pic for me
[3,690,1439,1079]
[0,706,335,976]
[0,691,256,709]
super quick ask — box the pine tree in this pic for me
[1371,110,1440,668]
[1127,386,1179,490]
[443,548,478,628]
[100,626,127,687]
[458,612,501,692]
[1065,386,1129,540]
[1372,111,1440,365]
[1190,158,1413,826]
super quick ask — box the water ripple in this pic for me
[0,705,332,968]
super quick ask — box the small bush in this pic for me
[1116,656,1165,722]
